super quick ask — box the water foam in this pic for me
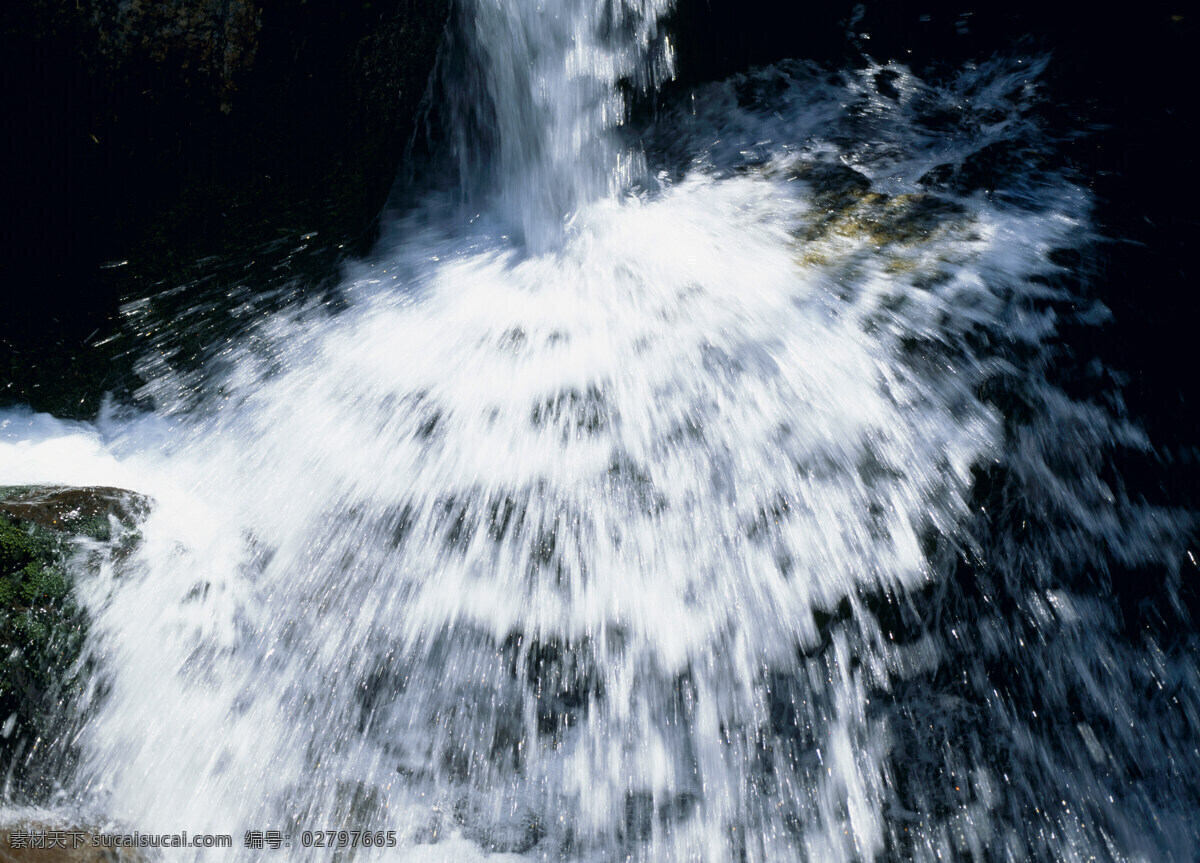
[2,30,1197,863]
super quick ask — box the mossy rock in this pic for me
[793,163,966,247]
[784,160,971,290]
[0,486,151,542]
[0,486,149,793]
[0,823,147,861]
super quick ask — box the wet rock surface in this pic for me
[789,162,966,248]
[0,824,147,862]
[0,488,151,538]
[0,486,149,796]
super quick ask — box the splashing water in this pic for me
[2,5,1199,863]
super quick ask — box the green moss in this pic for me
[0,515,83,721]
[0,486,148,784]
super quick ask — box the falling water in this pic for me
[434,0,674,247]
[2,3,1199,862]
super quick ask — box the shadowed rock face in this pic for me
[1,0,449,359]
[89,0,264,113]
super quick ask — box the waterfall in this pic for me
[436,0,674,248]
[2,5,1198,863]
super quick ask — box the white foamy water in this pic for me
[3,6,1199,863]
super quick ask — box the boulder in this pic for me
[0,486,149,796]
[0,825,146,861]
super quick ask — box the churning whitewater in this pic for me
[3,1,1199,861]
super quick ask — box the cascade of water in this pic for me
[437,0,674,248]
[2,5,1197,863]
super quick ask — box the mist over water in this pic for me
[2,3,1199,862]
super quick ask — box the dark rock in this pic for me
[918,140,1035,195]
[623,791,654,842]
[2,0,449,405]
[665,0,848,89]
[516,636,604,737]
[788,162,965,249]
[0,487,152,538]
[657,791,699,826]
[874,68,901,100]
[458,798,544,855]
[792,163,872,210]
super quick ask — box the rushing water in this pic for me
[2,2,1200,861]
